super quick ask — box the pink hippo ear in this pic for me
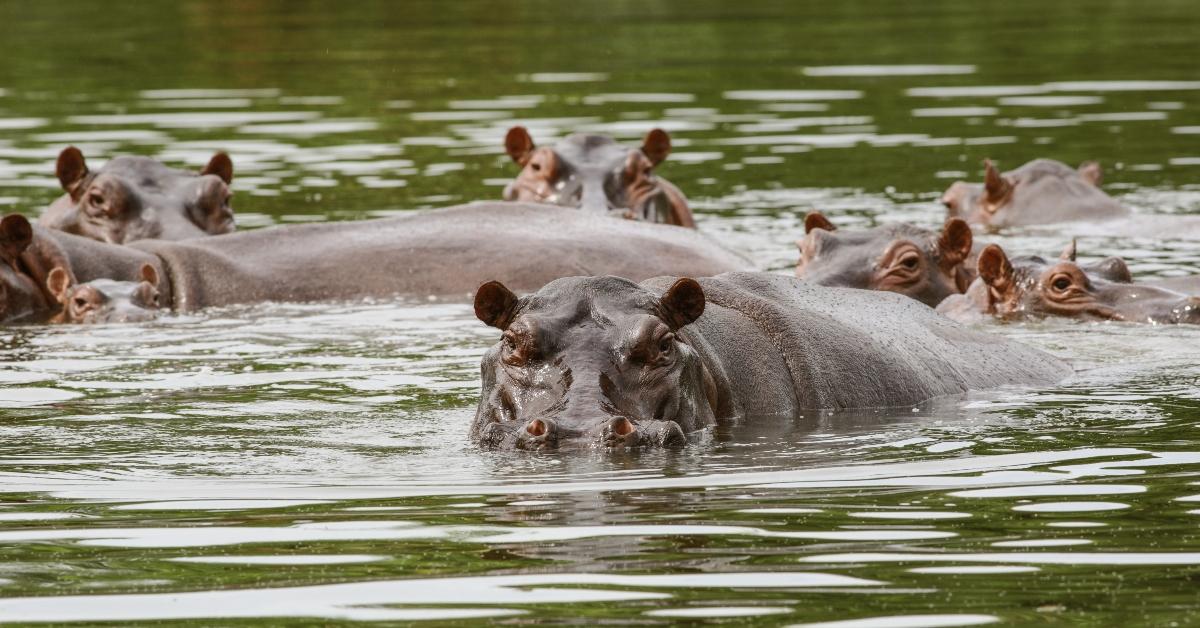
[1078,161,1103,186]
[45,267,74,304]
[0,214,33,263]
[977,244,1015,292]
[641,129,672,166]
[504,126,536,166]
[139,263,159,287]
[982,159,1013,209]
[56,146,90,201]
[1060,239,1078,262]
[804,211,836,234]
[938,218,974,268]
[201,152,234,184]
[475,281,519,329]
[659,277,705,330]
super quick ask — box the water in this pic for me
[2,1,1200,625]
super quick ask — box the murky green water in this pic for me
[3,1,1200,625]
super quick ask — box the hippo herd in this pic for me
[3,128,1196,450]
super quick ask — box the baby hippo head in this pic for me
[941,158,1116,228]
[795,211,974,307]
[48,146,236,244]
[974,243,1200,324]
[501,126,693,226]
[471,276,717,450]
[47,264,161,324]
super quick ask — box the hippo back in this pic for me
[648,272,1068,412]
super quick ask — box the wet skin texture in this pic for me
[472,272,1069,450]
[941,158,1125,228]
[795,211,975,307]
[937,243,1200,324]
[502,127,696,227]
[1,203,752,323]
[39,147,236,244]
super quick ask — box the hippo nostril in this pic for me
[525,419,547,437]
[611,417,635,437]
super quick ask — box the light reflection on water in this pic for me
[2,1,1200,625]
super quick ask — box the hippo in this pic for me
[794,211,975,307]
[0,215,159,324]
[941,158,1126,228]
[936,242,1200,324]
[470,272,1069,450]
[502,127,696,227]
[38,146,236,244]
[1,202,752,323]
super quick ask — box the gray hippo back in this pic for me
[471,271,1068,450]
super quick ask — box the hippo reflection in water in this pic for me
[937,242,1200,325]
[941,158,1125,228]
[502,126,696,227]
[795,211,976,307]
[39,146,236,244]
[471,272,1068,450]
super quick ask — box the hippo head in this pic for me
[46,263,160,324]
[471,275,716,450]
[794,212,974,307]
[501,127,694,227]
[972,243,1200,324]
[45,146,236,244]
[941,158,1122,228]
[0,215,52,323]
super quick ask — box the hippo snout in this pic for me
[1171,296,1200,325]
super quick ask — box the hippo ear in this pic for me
[0,214,33,263]
[938,218,973,268]
[804,211,836,234]
[201,152,234,184]
[475,280,519,329]
[45,267,73,303]
[139,263,159,287]
[1078,161,1102,187]
[977,244,1015,291]
[1060,238,1077,262]
[504,126,536,166]
[982,159,1013,206]
[660,277,705,330]
[641,129,671,166]
[56,146,90,201]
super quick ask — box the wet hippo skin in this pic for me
[3,202,753,321]
[471,272,1069,450]
[942,158,1125,228]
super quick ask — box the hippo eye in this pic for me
[900,255,919,269]
[72,296,89,310]
[530,162,541,172]
[1052,276,1072,292]
[88,193,104,206]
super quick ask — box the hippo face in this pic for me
[44,147,236,244]
[974,243,1200,324]
[472,276,716,450]
[941,158,1124,228]
[501,127,695,227]
[795,211,974,307]
[0,216,51,323]
[46,263,160,324]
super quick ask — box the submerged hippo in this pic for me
[794,211,975,307]
[39,146,236,244]
[941,158,1126,228]
[0,215,159,324]
[471,272,1068,450]
[1,203,752,323]
[502,127,695,227]
[937,243,1200,324]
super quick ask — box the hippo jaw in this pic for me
[502,127,691,226]
[471,276,715,451]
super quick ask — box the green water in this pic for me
[2,1,1200,625]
